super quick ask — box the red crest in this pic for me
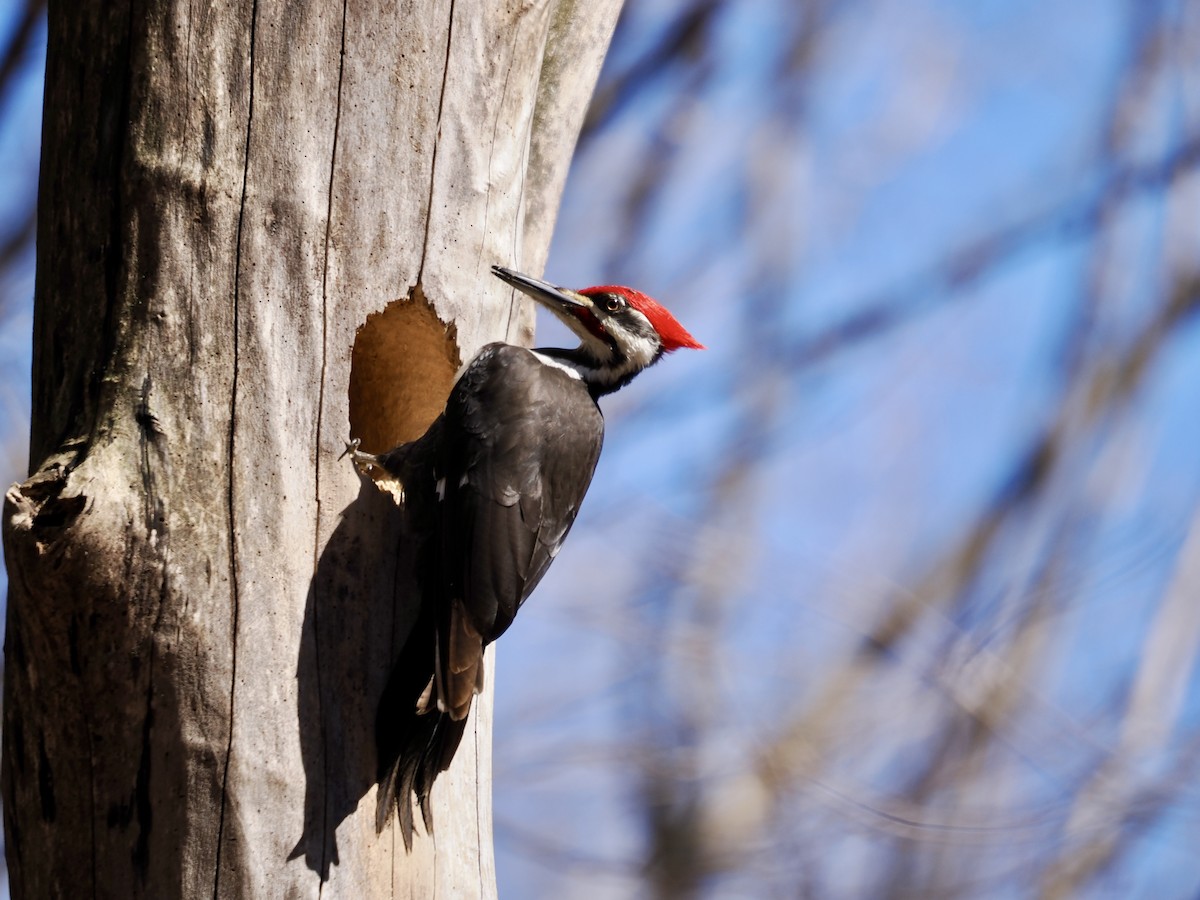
[580,285,705,352]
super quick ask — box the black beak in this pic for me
[491,266,589,315]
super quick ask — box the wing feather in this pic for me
[436,345,603,714]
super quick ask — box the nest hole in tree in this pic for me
[348,287,461,456]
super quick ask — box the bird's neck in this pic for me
[533,345,657,398]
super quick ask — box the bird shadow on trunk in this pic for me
[290,477,424,880]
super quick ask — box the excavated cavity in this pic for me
[348,287,460,459]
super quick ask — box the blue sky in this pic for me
[0,5,41,491]
[500,1,1200,896]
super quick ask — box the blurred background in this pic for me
[4,1,1200,897]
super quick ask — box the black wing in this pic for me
[436,344,604,719]
[373,344,604,840]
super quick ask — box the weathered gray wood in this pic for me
[3,0,623,896]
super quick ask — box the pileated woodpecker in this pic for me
[346,265,703,845]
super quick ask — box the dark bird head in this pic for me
[492,265,704,395]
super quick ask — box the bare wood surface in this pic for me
[3,0,622,896]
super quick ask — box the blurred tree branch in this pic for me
[0,0,45,110]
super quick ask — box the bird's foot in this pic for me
[340,438,379,474]
[341,438,407,503]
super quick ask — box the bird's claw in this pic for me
[341,437,378,475]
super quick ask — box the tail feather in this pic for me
[375,579,439,846]
[375,706,468,848]
[414,712,468,834]
[369,414,473,846]
[375,747,405,837]
[375,588,472,846]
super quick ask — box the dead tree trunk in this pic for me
[2,1,621,896]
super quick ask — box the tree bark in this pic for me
[2,0,621,896]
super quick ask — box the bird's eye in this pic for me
[603,295,625,313]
